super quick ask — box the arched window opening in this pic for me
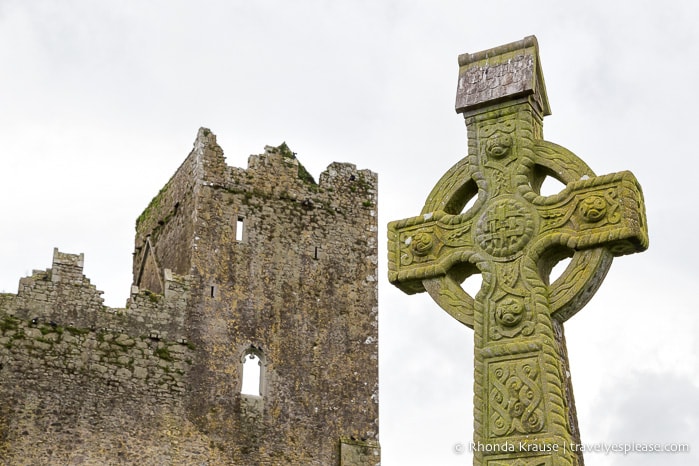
[241,350,262,396]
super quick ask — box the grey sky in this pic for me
[1,1,697,464]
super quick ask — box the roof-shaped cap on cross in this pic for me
[455,35,551,117]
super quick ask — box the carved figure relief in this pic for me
[479,116,517,162]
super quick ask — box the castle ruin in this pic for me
[0,128,380,465]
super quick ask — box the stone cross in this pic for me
[388,36,648,466]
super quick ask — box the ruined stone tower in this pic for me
[0,128,380,465]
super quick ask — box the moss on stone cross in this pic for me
[387,36,648,466]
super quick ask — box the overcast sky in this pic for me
[1,1,697,465]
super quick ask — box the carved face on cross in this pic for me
[387,37,648,465]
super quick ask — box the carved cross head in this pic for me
[387,36,649,327]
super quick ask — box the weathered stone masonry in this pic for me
[0,128,380,465]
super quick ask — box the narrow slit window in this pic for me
[210,285,216,298]
[241,353,261,395]
[236,217,244,242]
[314,246,319,260]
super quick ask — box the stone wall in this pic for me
[0,250,200,464]
[0,128,379,465]
[182,133,379,464]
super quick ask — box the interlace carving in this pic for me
[489,358,544,437]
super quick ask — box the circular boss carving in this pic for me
[410,231,434,256]
[495,297,525,327]
[475,198,535,258]
[579,195,607,222]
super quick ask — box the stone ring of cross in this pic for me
[418,139,616,328]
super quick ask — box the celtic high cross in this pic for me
[388,36,648,466]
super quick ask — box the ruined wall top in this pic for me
[52,248,84,269]
[0,248,190,344]
[133,127,377,285]
[192,127,378,202]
